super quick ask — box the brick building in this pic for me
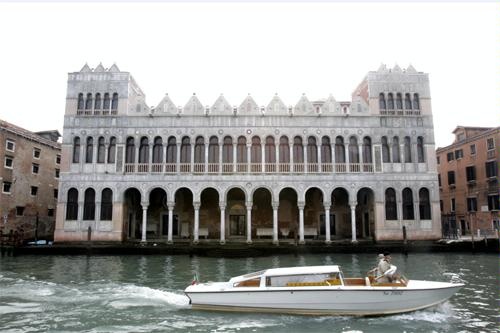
[0,119,61,240]
[436,126,500,237]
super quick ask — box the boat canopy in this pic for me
[264,265,341,277]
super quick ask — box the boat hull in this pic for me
[185,282,462,316]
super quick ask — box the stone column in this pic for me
[298,202,305,244]
[317,144,322,172]
[344,143,350,168]
[261,142,265,172]
[289,143,294,172]
[218,203,226,244]
[246,143,251,173]
[331,143,336,170]
[232,143,237,172]
[162,144,167,166]
[95,201,101,231]
[246,202,252,243]
[219,142,223,174]
[141,203,148,242]
[414,198,420,223]
[324,203,331,243]
[193,202,200,243]
[135,140,139,164]
[303,142,308,174]
[350,202,357,242]
[358,143,363,165]
[148,144,153,166]
[275,144,279,172]
[400,143,405,164]
[77,197,84,231]
[204,143,209,173]
[190,142,195,172]
[104,144,109,164]
[272,202,279,244]
[176,142,181,174]
[167,202,175,244]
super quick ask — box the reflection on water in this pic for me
[0,253,498,333]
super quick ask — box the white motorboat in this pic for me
[184,265,463,316]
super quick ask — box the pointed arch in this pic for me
[66,188,79,220]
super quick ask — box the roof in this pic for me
[264,265,340,277]
[452,126,494,134]
[0,119,61,150]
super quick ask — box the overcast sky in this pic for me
[0,2,498,148]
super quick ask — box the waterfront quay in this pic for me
[9,237,499,257]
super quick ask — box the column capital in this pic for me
[323,202,331,210]
[193,202,201,210]
[349,201,357,208]
[167,202,175,210]
[219,203,226,210]
[141,202,149,209]
[297,202,305,210]
[246,143,252,148]
[246,201,253,209]
[272,202,279,210]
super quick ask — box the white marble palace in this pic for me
[55,63,441,244]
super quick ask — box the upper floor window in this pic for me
[467,197,477,212]
[73,137,80,163]
[488,194,500,211]
[4,156,13,169]
[381,136,390,163]
[103,93,110,110]
[2,181,12,194]
[55,168,60,178]
[447,152,454,162]
[454,149,463,159]
[86,137,93,163]
[417,137,425,163]
[97,137,105,163]
[470,144,476,155]
[387,93,394,110]
[32,163,39,174]
[450,198,456,212]
[85,93,93,110]
[396,93,403,109]
[30,186,38,196]
[108,137,116,164]
[94,93,101,110]
[5,139,15,152]
[111,93,118,110]
[33,148,41,159]
[448,171,455,185]
[126,137,135,163]
[379,93,386,110]
[404,93,412,109]
[77,93,84,110]
[413,93,420,109]
[56,154,61,164]
[487,138,495,151]
[485,161,498,178]
[466,166,476,182]
[437,156,440,164]
[16,206,25,216]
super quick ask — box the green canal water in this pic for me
[0,253,498,333]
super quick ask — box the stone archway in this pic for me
[331,188,350,239]
[226,188,247,238]
[304,187,324,239]
[123,188,141,240]
[147,188,167,239]
[174,188,194,239]
[279,188,298,240]
[356,187,375,239]
[200,188,220,239]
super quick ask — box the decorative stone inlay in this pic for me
[357,129,363,135]
[176,129,182,135]
[303,129,308,134]
[246,182,252,188]
[148,129,154,135]
[218,129,223,135]
[330,129,336,134]
[168,183,173,188]
[105,130,110,135]
[190,129,195,134]
[81,130,87,135]
[344,130,349,135]
[274,129,280,135]
[411,130,416,136]
[246,129,252,135]
[162,129,168,134]
[316,130,321,135]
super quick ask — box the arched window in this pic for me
[396,93,403,109]
[97,136,105,163]
[385,188,397,220]
[379,93,386,110]
[166,137,177,163]
[381,136,390,163]
[73,137,80,163]
[265,136,276,163]
[180,137,191,163]
[417,136,425,163]
[83,188,96,220]
[307,136,317,163]
[387,93,394,110]
[251,136,261,163]
[94,93,101,110]
[279,136,289,163]
[85,93,93,110]
[402,188,414,220]
[103,93,110,110]
[107,137,116,163]
[293,136,303,163]
[85,137,93,163]
[362,137,372,163]
[194,136,205,163]
[392,136,400,163]
[348,136,359,163]
[100,188,113,221]
[125,137,135,163]
[405,93,412,109]
[139,137,149,163]
[111,93,118,110]
[208,136,219,163]
[321,136,332,163]
[419,188,431,220]
[66,188,78,220]
[77,93,84,110]
[335,136,345,163]
[153,137,163,163]
[237,136,247,163]
[413,93,420,109]
[404,136,412,163]
[222,136,233,163]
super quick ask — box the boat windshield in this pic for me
[266,273,341,287]
[241,270,266,279]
